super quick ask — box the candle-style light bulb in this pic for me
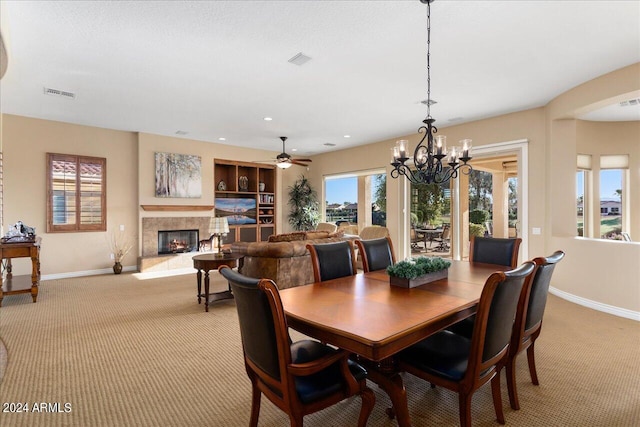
[435,135,447,156]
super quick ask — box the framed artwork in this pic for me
[155,152,202,198]
[215,198,257,225]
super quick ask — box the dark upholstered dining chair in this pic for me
[355,236,396,273]
[307,241,357,282]
[447,236,523,338]
[397,262,535,427]
[218,266,375,427]
[469,236,522,268]
[506,250,565,410]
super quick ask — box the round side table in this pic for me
[192,253,244,312]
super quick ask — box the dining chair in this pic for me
[396,262,535,427]
[506,250,565,410]
[355,236,396,273]
[469,236,522,268]
[307,241,357,282]
[218,266,375,427]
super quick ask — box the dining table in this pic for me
[279,260,509,427]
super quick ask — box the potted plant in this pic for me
[108,230,134,274]
[288,175,320,231]
[386,256,451,288]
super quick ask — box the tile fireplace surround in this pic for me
[138,216,211,272]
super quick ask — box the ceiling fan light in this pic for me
[276,161,292,169]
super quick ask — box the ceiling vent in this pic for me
[175,130,188,135]
[619,98,640,107]
[43,87,76,100]
[420,99,437,106]
[288,52,312,66]
[323,143,336,147]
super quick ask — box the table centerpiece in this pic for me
[386,256,451,288]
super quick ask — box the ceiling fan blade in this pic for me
[292,158,312,162]
[290,160,309,167]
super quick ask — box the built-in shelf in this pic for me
[140,205,214,212]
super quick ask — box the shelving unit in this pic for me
[214,159,276,245]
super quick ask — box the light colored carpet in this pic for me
[0,271,638,426]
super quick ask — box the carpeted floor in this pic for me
[0,271,638,426]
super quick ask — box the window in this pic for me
[324,170,386,226]
[47,153,106,232]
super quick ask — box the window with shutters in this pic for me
[47,153,106,232]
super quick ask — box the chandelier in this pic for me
[390,0,472,185]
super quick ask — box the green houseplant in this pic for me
[387,256,451,288]
[288,175,320,231]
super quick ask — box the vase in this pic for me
[113,262,123,275]
[389,269,448,288]
[259,182,265,192]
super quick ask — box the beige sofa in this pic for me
[231,231,348,289]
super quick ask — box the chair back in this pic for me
[359,226,389,240]
[219,266,287,381]
[355,236,396,272]
[316,222,338,233]
[469,236,522,268]
[307,241,357,282]
[469,262,535,373]
[441,225,451,240]
[524,250,565,333]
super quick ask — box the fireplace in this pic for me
[157,229,199,255]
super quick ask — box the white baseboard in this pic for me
[41,265,138,281]
[549,286,640,321]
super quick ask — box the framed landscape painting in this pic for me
[215,198,257,225]
[155,152,202,198]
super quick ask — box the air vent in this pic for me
[43,87,76,99]
[619,98,640,107]
[420,99,437,106]
[288,52,312,66]
[323,143,336,147]
[175,130,188,135]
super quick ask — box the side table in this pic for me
[0,237,42,307]
[192,253,244,312]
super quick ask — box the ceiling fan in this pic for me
[270,136,312,169]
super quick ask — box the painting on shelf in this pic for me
[155,152,202,198]
[215,198,257,225]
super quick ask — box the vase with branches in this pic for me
[108,230,134,274]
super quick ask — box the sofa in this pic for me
[231,230,350,289]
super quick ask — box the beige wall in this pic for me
[2,114,138,275]
[1,115,279,276]
[546,63,640,314]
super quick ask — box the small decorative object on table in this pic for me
[387,256,451,288]
[2,221,36,243]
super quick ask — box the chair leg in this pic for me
[249,384,261,427]
[527,342,540,385]
[491,372,506,424]
[506,356,520,410]
[357,386,376,427]
[289,411,304,427]
[458,392,473,427]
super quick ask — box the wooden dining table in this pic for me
[279,260,509,427]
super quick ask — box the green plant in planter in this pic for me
[387,256,451,279]
[288,175,320,231]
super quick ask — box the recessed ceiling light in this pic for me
[263,117,273,121]
[323,143,336,147]
[218,137,226,141]
[343,135,351,138]
[175,130,188,135]
[291,148,297,152]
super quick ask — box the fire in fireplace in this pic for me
[158,229,199,255]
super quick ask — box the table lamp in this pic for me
[210,217,229,256]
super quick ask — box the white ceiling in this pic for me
[1,1,639,156]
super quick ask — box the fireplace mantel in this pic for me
[140,205,214,212]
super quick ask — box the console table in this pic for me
[0,237,42,307]
[192,252,243,312]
